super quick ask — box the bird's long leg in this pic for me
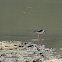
[40,34,42,45]
[40,34,42,39]
[38,34,39,45]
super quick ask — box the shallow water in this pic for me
[0,0,62,50]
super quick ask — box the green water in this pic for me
[0,0,62,49]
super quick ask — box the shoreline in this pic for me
[0,41,62,62]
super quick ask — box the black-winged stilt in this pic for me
[35,30,45,45]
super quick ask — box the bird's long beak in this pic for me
[34,31,37,32]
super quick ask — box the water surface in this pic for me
[0,0,62,49]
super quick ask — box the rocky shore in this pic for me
[0,41,62,62]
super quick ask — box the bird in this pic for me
[36,30,45,34]
[34,30,45,45]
